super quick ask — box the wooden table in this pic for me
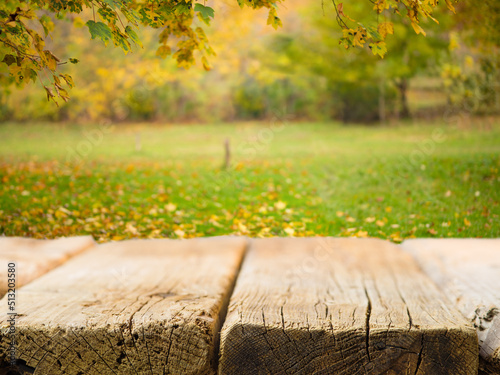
[0,236,498,374]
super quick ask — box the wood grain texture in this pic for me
[0,236,96,296]
[402,238,500,374]
[0,237,247,375]
[219,237,478,375]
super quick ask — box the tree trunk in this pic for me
[379,78,386,124]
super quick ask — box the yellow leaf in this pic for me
[73,17,85,28]
[9,65,23,84]
[390,232,403,242]
[174,229,185,238]
[165,203,177,212]
[373,0,388,13]
[352,27,366,47]
[411,22,426,36]
[125,222,138,235]
[201,56,211,71]
[445,0,456,13]
[54,210,66,219]
[376,220,385,227]
[274,201,286,210]
[336,211,344,217]
[464,218,471,226]
[267,8,282,30]
[378,22,394,39]
[58,206,73,215]
[337,3,355,21]
[156,45,171,58]
[355,230,368,238]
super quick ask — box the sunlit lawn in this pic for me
[1,119,499,242]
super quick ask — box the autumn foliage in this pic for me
[0,0,457,104]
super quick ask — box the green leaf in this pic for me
[194,3,214,23]
[365,24,381,41]
[100,0,118,9]
[86,21,113,46]
[59,73,74,88]
[114,34,131,53]
[39,15,54,37]
[369,41,387,58]
[121,7,141,25]
[125,26,142,48]
[174,3,191,15]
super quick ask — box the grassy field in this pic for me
[1,119,499,242]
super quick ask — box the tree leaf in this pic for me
[113,32,131,53]
[59,73,74,88]
[378,22,394,39]
[174,3,191,15]
[445,0,456,13]
[156,45,171,58]
[2,54,17,66]
[100,0,118,9]
[125,26,142,48]
[201,56,211,71]
[267,8,282,30]
[44,86,56,103]
[39,15,54,36]
[369,41,387,58]
[86,21,113,46]
[411,22,426,36]
[194,3,214,24]
[41,50,60,71]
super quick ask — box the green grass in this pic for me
[1,119,499,242]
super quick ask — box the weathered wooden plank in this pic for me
[402,238,500,374]
[0,237,247,374]
[219,237,478,374]
[0,236,96,296]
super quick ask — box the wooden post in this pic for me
[223,138,230,170]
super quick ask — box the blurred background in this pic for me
[1,0,498,124]
[1,0,499,242]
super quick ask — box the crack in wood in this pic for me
[363,284,372,363]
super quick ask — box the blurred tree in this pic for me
[440,0,500,114]
[265,0,452,122]
[0,0,457,104]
